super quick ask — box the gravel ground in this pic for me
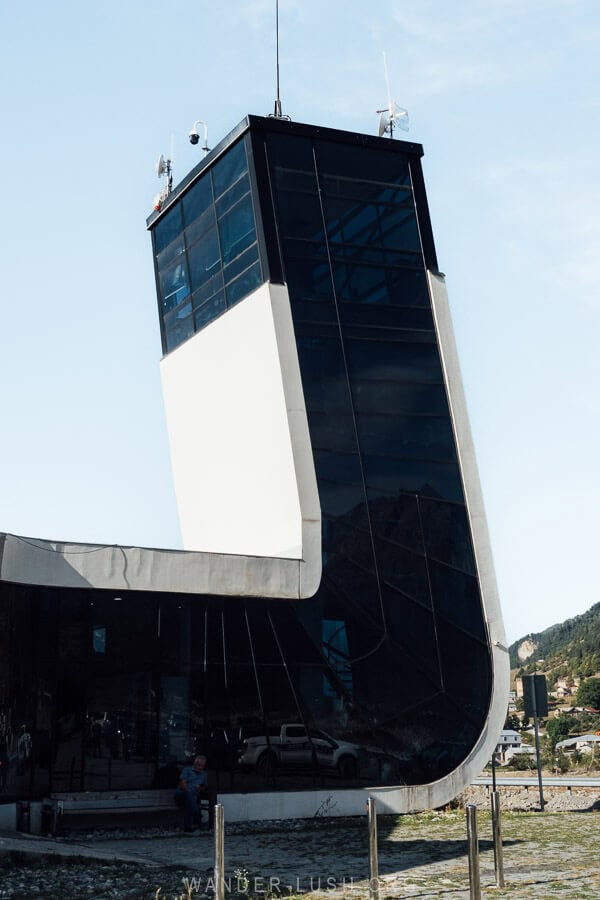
[0,786,598,899]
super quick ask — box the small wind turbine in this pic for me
[376,51,409,138]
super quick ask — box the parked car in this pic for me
[238,723,360,778]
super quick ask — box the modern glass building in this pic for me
[0,116,508,824]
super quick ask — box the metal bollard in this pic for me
[466,804,481,900]
[214,804,225,900]
[367,797,380,900]
[491,790,505,888]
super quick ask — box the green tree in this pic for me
[546,715,571,747]
[504,713,521,731]
[576,677,600,709]
[511,753,534,771]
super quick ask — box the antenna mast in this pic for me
[274,0,282,116]
[270,0,289,119]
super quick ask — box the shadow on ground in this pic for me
[376,838,523,874]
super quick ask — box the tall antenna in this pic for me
[376,51,409,138]
[270,0,289,119]
[274,0,282,117]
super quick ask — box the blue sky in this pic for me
[1,0,598,644]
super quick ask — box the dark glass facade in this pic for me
[152,137,264,353]
[0,118,492,801]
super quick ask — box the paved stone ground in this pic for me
[0,787,598,898]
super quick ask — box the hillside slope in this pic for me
[509,601,600,683]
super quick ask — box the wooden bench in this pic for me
[42,788,215,836]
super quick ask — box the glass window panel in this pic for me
[345,339,443,383]
[419,499,476,574]
[283,237,328,260]
[362,455,464,503]
[245,608,279,665]
[429,563,486,640]
[156,233,185,270]
[273,167,318,193]
[191,271,224,309]
[165,314,194,351]
[266,607,326,667]
[357,414,456,461]
[378,205,421,252]
[437,624,491,711]
[212,139,247,198]
[274,189,323,241]
[159,257,190,313]
[382,585,440,675]
[367,488,421,549]
[221,606,253,666]
[334,260,433,310]
[182,176,213,228]
[340,302,434,332]
[331,248,423,272]
[218,195,256,264]
[323,176,413,204]
[153,203,183,256]
[225,259,262,308]
[382,248,424,268]
[265,132,315,171]
[318,481,367,519]
[284,256,333,300]
[188,226,221,291]
[92,626,106,655]
[223,243,258,284]
[352,381,448,416]
[163,300,192,330]
[296,335,347,382]
[342,323,435,345]
[292,299,338,325]
[313,450,363,486]
[325,197,379,244]
[306,412,357,453]
[316,141,411,186]
[334,264,388,304]
[203,606,224,665]
[301,376,353,414]
[376,542,431,606]
[325,518,378,575]
[194,291,226,330]
[184,204,216,248]
[215,173,250,217]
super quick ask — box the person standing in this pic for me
[175,755,211,832]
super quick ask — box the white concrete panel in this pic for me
[0,532,302,597]
[160,283,304,559]
[427,270,510,797]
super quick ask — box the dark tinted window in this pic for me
[151,137,263,352]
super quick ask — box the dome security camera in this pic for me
[189,130,200,145]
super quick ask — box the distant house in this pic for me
[495,729,522,759]
[505,745,536,762]
[555,734,600,754]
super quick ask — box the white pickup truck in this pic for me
[238,724,360,778]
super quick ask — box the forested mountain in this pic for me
[509,601,600,683]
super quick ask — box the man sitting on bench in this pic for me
[175,754,213,832]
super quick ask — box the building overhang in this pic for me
[0,529,320,599]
